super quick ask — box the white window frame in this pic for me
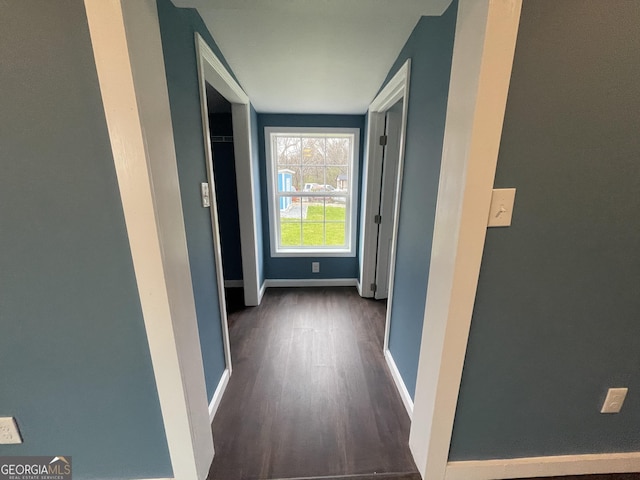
[265,126,360,258]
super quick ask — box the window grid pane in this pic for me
[271,131,354,252]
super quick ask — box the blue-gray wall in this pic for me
[383,4,458,399]
[257,114,365,280]
[210,113,243,281]
[450,0,640,460]
[0,2,172,478]
[156,0,229,400]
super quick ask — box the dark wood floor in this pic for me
[208,287,419,480]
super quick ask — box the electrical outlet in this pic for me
[312,262,320,273]
[601,388,628,414]
[0,417,22,444]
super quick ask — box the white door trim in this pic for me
[408,1,522,479]
[360,61,411,300]
[359,60,411,357]
[194,33,236,373]
[85,1,215,478]
[195,33,262,307]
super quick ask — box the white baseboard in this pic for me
[208,368,230,423]
[263,278,358,288]
[384,349,413,419]
[258,281,267,303]
[224,279,243,288]
[356,278,363,296]
[446,451,640,480]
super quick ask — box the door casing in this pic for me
[358,59,411,361]
[195,33,262,309]
[373,100,404,300]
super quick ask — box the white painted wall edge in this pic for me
[258,281,267,303]
[445,452,640,480]
[384,349,413,419]
[224,280,244,288]
[208,369,230,423]
[85,1,213,479]
[231,104,261,307]
[263,278,358,288]
[408,1,522,479]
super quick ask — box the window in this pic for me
[265,127,359,257]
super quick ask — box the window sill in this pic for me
[271,248,356,258]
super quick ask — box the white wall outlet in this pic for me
[312,262,320,273]
[601,387,628,414]
[0,417,23,444]
[487,188,516,227]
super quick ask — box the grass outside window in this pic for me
[281,205,346,246]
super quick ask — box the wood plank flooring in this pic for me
[208,287,418,480]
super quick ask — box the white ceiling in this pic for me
[171,0,453,114]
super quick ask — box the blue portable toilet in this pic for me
[277,169,294,210]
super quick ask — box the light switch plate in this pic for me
[0,417,23,444]
[601,387,628,414]
[201,182,211,208]
[312,262,320,273]
[488,188,516,227]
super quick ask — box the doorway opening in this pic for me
[195,32,262,423]
[359,59,412,416]
[205,84,245,315]
[195,33,261,310]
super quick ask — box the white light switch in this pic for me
[488,188,516,227]
[312,262,320,273]
[601,387,628,414]
[0,417,23,444]
[201,182,211,208]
